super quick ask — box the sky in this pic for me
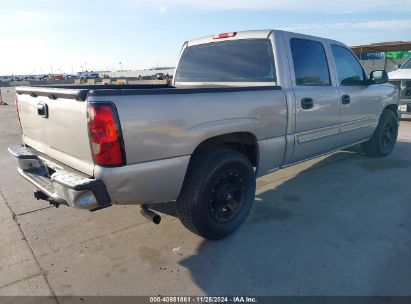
[1,0,411,75]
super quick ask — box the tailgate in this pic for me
[16,87,94,176]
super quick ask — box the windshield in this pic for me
[175,39,276,83]
[400,58,411,69]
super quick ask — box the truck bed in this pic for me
[17,84,281,101]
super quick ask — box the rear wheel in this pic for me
[177,148,256,240]
[362,109,398,157]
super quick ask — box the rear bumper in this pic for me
[8,145,111,210]
[399,98,411,105]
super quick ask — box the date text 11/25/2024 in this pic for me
[149,296,258,303]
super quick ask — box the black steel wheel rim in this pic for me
[209,171,247,224]
[381,119,397,152]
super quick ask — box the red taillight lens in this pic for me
[213,32,237,39]
[87,102,126,166]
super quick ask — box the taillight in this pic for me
[213,32,237,39]
[87,102,126,166]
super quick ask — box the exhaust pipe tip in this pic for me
[140,205,161,225]
[152,214,161,225]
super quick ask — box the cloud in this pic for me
[0,11,42,28]
[132,0,411,13]
[351,20,411,30]
[159,5,167,14]
[0,10,72,29]
[280,20,411,31]
[0,36,108,75]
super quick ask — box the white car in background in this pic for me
[79,72,100,79]
[389,58,411,112]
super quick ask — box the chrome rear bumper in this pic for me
[8,145,111,210]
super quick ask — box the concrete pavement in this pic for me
[0,87,410,297]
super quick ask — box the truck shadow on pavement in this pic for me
[177,142,411,295]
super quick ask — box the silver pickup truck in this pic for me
[9,30,399,240]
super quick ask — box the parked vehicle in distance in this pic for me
[52,75,64,81]
[43,76,54,81]
[9,30,399,240]
[89,73,100,79]
[34,75,44,81]
[0,77,12,83]
[388,58,411,112]
[2,76,18,82]
[79,72,100,79]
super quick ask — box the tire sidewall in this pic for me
[376,111,398,156]
[192,155,256,239]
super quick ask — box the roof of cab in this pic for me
[186,29,344,48]
[187,30,273,47]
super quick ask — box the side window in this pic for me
[331,45,365,85]
[290,38,331,86]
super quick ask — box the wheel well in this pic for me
[384,104,398,116]
[193,132,259,168]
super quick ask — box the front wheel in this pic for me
[362,109,399,157]
[177,148,256,240]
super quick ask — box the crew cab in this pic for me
[388,58,411,112]
[9,30,399,240]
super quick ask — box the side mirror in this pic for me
[398,64,402,69]
[370,70,388,84]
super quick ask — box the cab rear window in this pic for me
[175,39,276,83]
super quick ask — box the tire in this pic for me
[177,148,256,240]
[362,109,399,157]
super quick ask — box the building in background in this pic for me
[351,41,411,73]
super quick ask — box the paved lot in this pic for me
[0,87,410,299]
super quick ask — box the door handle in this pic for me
[301,98,314,110]
[341,94,351,105]
[37,103,48,118]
